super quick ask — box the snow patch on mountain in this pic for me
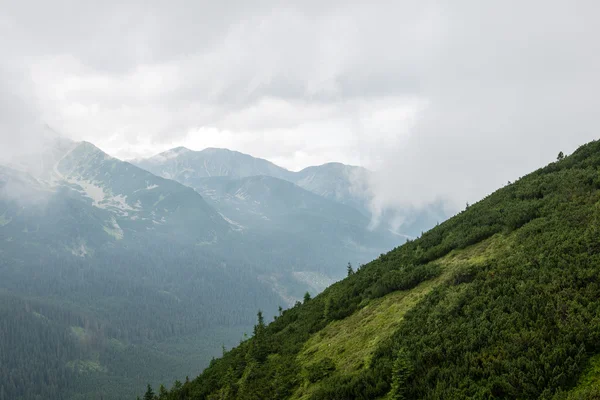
[73,180,106,206]
[68,241,90,258]
[103,217,124,240]
[65,177,141,216]
[234,188,248,201]
[292,271,336,293]
[218,212,245,231]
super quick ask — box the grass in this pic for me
[292,233,513,399]
[557,354,600,399]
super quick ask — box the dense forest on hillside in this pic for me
[148,140,600,399]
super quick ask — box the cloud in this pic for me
[1,0,599,226]
[366,0,600,222]
[0,63,45,164]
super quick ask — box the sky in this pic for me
[1,0,599,216]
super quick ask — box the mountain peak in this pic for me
[170,146,192,154]
[201,147,233,154]
[146,146,193,163]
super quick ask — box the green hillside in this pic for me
[148,140,600,399]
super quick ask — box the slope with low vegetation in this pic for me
[145,139,600,399]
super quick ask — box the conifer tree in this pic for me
[303,292,311,303]
[347,262,354,276]
[158,384,168,399]
[143,384,155,400]
[250,310,267,362]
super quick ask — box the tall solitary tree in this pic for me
[557,151,565,161]
[250,310,268,362]
[303,292,311,303]
[347,262,354,276]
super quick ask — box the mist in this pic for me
[361,0,600,226]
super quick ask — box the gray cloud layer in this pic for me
[1,0,599,220]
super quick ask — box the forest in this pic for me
[146,140,600,399]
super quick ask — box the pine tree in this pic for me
[557,151,565,161]
[143,384,155,400]
[303,292,311,303]
[250,310,267,362]
[347,262,354,276]
[158,384,168,399]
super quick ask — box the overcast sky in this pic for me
[1,0,599,215]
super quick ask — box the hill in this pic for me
[151,140,600,399]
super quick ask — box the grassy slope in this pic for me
[157,139,600,400]
[293,234,513,399]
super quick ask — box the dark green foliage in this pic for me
[149,140,600,399]
[305,358,336,383]
[303,292,311,304]
[368,263,441,298]
[249,311,268,363]
[144,385,155,400]
[390,348,412,400]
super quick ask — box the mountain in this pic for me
[293,162,372,216]
[136,148,370,214]
[0,140,286,400]
[136,147,407,291]
[192,175,400,293]
[154,140,600,399]
[135,147,294,183]
[135,147,441,237]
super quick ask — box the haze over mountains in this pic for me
[135,146,445,238]
[135,147,372,215]
[0,132,438,400]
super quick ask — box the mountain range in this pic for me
[0,133,436,400]
[135,146,374,216]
